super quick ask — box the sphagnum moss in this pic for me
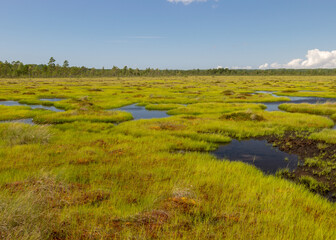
[0,76,335,239]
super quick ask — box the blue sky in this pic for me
[1,0,336,69]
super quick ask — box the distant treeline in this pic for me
[1,58,336,78]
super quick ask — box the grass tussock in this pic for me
[279,102,336,116]
[299,176,330,194]
[0,105,49,121]
[167,103,265,116]
[33,110,133,124]
[145,104,184,111]
[220,110,265,121]
[0,191,58,240]
[309,129,336,144]
[0,123,51,146]
[0,175,113,239]
[0,76,336,239]
[0,176,66,240]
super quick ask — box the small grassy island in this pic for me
[0,76,336,239]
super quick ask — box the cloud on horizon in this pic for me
[259,49,336,69]
[230,66,252,70]
[167,0,208,5]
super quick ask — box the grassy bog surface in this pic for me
[33,110,133,124]
[0,76,335,239]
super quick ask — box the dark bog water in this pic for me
[263,97,336,112]
[0,118,34,125]
[255,91,278,97]
[212,139,299,174]
[255,91,336,111]
[0,101,64,112]
[117,104,169,120]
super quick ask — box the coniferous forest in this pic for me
[1,58,336,78]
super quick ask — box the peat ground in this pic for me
[262,132,336,201]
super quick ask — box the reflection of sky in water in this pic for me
[254,91,336,112]
[117,104,169,120]
[255,91,278,97]
[212,139,299,174]
[0,118,34,125]
[263,97,336,111]
[39,98,64,102]
[0,101,64,112]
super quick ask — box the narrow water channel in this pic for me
[0,118,34,125]
[40,98,64,102]
[0,100,64,112]
[255,91,336,112]
[212,139,299,174]
[262,97,336,112]
[0,95,332,175]
[117,104,169,120]
[0,100,64,125]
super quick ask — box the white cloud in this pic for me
[167,0,208,5]
[258,63,269,69]
[259,49,336,69]
[230,66,252,70]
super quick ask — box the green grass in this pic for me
[299,176,330,194]
[145,103,185,110]
[0,76,336,239]
[167,102,266,115]
[33,110,133,124]
[279,102,336,116]
[331,113,336,121]
[310,129,336,144]
[0,105,50,121]
[0,129,335,239]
